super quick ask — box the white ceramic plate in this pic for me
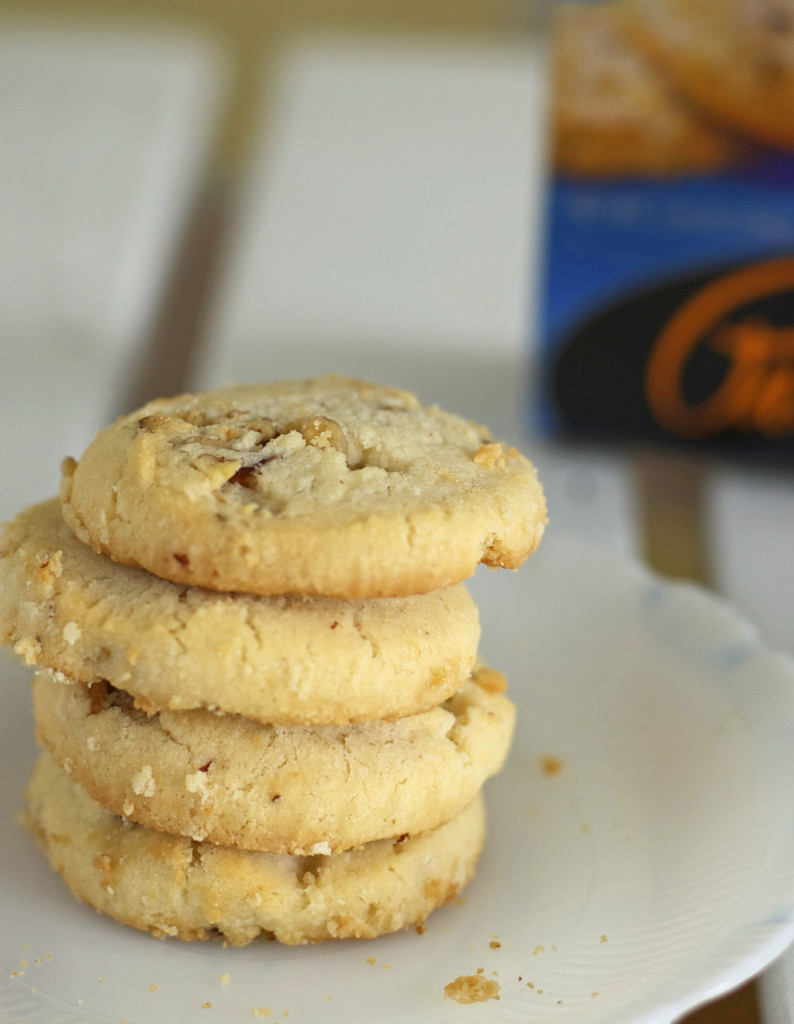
[3,531,794,1024]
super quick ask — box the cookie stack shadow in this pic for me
[0,377,545,947]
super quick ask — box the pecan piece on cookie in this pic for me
[59,376,546,597]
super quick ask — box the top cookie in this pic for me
[0,499,479,725]
[60,376,546,598]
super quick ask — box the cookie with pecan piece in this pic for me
[59,376,546,598]
[0,500,479,724]
[25,751,485,946]
[32,663,513,855]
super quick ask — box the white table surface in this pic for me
[194,37,794,1023]
[0,23,222,522]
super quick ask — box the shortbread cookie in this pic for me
[25,751,485,946]
[552,3,738,177]
[60,376,546,598]
[0,500,479,724]
[32,664,513,855]
[626,0,794,151]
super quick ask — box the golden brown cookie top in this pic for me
[26,751,485,946]
[33,664,514,855]
[60,376,546,598]
[1,499,479,724]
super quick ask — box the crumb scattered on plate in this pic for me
[540,755,564,775]
[444,975,501,1003]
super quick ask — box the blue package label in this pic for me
[537,1,794,462]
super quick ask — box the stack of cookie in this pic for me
[0,376,546,946]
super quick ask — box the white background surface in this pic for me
[0,25,221,522]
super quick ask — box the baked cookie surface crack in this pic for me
[59,376,546,598]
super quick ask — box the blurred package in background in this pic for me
[537,0,794,464]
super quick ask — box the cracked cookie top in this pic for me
[0,500,479,724]
[32,663,513,855]
[25,751,485,946]
[59,376,546,598]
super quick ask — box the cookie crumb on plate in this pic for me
[444,974,500,1003]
